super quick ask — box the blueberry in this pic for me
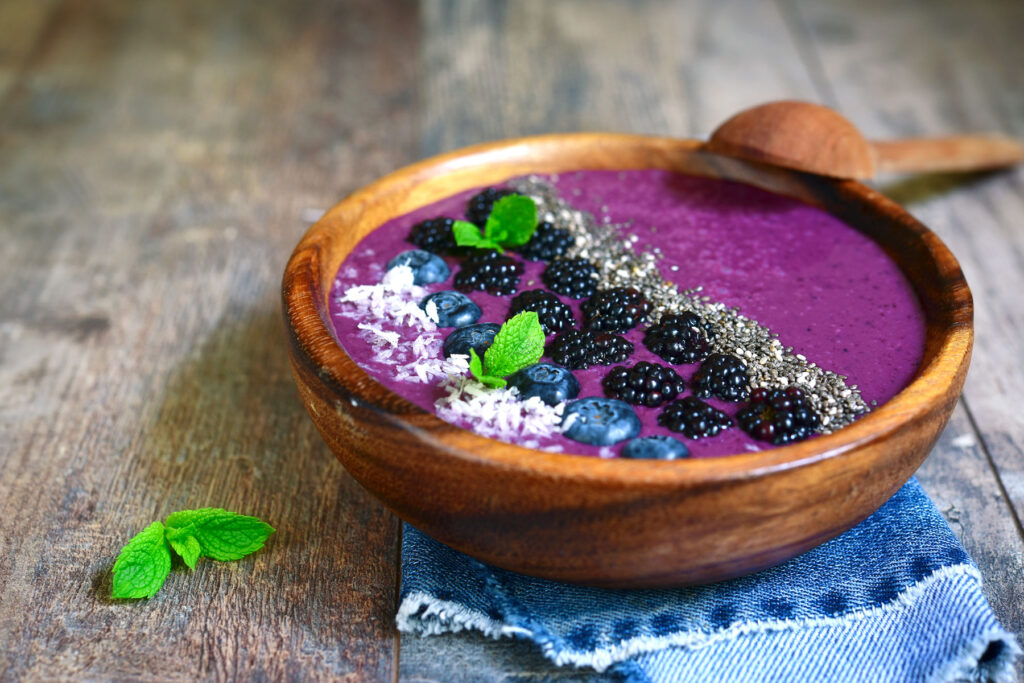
[420,290,482,328]
[386,249,450,285]
[442,323,501,358]
[507,363,580,406]
[621,435,690,460]
[561,397,641,446]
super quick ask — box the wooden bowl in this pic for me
[282,134,972,588]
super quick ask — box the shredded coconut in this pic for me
[434,374,565,443]
[336,265,437,331]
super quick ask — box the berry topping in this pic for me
[516,222,575,261]
[386,249,450,285]
[408,217,461,255]
[442,323,501,358]
[692,353,750,402]
[621,435,690,460]
[643,312,714,364]
[420,290,482,328]
[601,361,687,408]
[506,363,580,406]
[542,258,599,299]
[547,329,634,370]
[561,397,642,446]
[581,287,652,332]
[738,387,820,445]
[507,289,575,334]
[658,396,734,439]
[454,249,523,295]
[466,187,515,227]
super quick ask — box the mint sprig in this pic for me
[453,194,538,252]
[111,508,274,599]
[111,521,172,599]
[468,311,545,388]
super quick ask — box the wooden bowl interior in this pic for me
[296,134,969,476]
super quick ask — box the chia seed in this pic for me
[511,176,871,433]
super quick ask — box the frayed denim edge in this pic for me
[396,592,533,639]
[396,563,1019,679]
[927,624,1022,683]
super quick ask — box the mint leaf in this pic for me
[455,195,537,252]
[484,195,537,247]
[482,311,545,379]
[166,529,201,570]
[165,508,275,562]
[469,347,485,380]
[112,521,172,599]
[469,349,507,387]
[111,509,274,599]
[453,220,502,251]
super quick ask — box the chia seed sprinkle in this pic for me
[511,176,870,433]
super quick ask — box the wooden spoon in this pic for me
[705,100,1024,179]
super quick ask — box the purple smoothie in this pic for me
[328,170,926,457]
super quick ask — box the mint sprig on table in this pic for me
[468,311,545,388]
[453,194,538,252]
[111,509,274,599]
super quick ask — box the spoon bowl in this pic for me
[706,100,1024,179]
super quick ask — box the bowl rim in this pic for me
[282,132,972,488]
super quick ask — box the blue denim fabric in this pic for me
[398,478,1019,682]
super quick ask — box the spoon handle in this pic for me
[871,135,1024,174]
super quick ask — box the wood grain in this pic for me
[0,0,419,679]
[2,0,1022,680]
[788,0,1024,677]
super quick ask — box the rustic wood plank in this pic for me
[419,0,819,157]
[0,0,62,102]
[916,405,1024,679]
[2,0,1020,679]
[0,0,420,679]
[789,0,1024,673]
[400,632,612,683]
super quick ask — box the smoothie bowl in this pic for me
[282,134,972,587]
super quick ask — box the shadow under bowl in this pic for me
[282,134,972,588]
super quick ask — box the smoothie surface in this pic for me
[327,170,926,457]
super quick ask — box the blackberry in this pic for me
[542,258,599,299]
[602,361,687,408]
[466,187,515,227]
[407,217,460,254]
[581,287,651,332]
[508,289,575,334]
[692,353,750,402]
[738,387,820,445]
[643,312,714,364]
[659,396,734,439]
[547,329,633,370]
[454,249,523,295]
[516,222,575,261]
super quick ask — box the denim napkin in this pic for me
[397,478,1019,682]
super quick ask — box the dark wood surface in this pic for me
[1,0,1021,680]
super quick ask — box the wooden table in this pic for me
[2,1,1021,680]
